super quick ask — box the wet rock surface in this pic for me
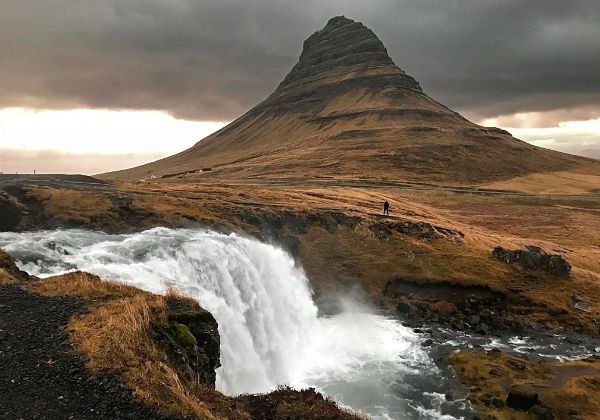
[385,277,538,335]
[156,299,221,387]
[492,245,571,278]
[0,283,182,420]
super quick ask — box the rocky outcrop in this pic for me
[0,191,22,231]
[155,298,221,387]
[449,351,600,419]
[506,386,540,411]
[385,278,535,334]
[236,386,360,420]
[368,219,464,241]
[492,246,571,278]
[0,249,30,282]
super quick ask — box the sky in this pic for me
[1,0,599,174]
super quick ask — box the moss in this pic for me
[174,322,197,347]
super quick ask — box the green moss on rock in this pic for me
[174,322,197,347]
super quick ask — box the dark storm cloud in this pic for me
[1,0,599,121]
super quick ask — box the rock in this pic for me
[491,398,504,408]
[256,16,422,117]
[445,389,467,401]
[530,405,554,420]
[396,301,411,314]
[477,322,490,335]
[572,295,592,313]
[506,386,540,410]
[369,223,391,240]
[492,246,571,278]
[450,318,465,330]
[155,300,221,387]
[280,234,301,256]
[0,250,30,281]
[281,212,309,234]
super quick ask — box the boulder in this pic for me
[506,385,540,410]
[572,295,592,313]
[530,405,554,420]
[492,246,571,278]
[396,301,412,314]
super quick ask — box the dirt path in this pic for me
[0,283,182,420]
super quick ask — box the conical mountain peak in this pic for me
[274,16,421,94]
[253,17,422,116]
[102,17,589,185]
[297,16,392,71]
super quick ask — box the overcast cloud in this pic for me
[1,0,599,122]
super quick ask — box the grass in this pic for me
[17,177,600,335]
[69,293,218,418]
[0,268,17,284]
[22,272,361,419]
[450,350,600,419]
[26,272,218,417]
[26,187,117,225]
[26,271,140,299]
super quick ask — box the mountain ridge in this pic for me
[101,16,598,184]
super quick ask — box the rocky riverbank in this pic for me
[449,349,600,419]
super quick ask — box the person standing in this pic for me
[383,200,390,215]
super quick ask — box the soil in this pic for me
[0,283,182,420]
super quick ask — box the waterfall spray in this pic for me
[0,228,462,419]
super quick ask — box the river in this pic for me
[1,228,597,419]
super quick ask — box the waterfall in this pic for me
[0,228,465,419]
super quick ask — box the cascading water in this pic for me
[0,228,470,419]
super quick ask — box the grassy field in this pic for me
[8,172,597,335]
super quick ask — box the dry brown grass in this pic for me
[0,268,17,284]
[15,174,600,335]
[27,273,360,419]
[165,283,205,309]
[450,350,600,419]
[26,271,141,299]
[116,180,600,334]
[481,168,600,195]
[69,294,218,418]
[25,187,117,225]
[28,273,223,418]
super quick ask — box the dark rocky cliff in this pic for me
[157,299,221,387]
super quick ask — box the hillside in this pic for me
[101,16,597,184]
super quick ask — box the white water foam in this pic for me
[0,228,463,419]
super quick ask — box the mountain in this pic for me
[101,16,597,184]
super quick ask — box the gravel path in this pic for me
[0,284,183,419]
